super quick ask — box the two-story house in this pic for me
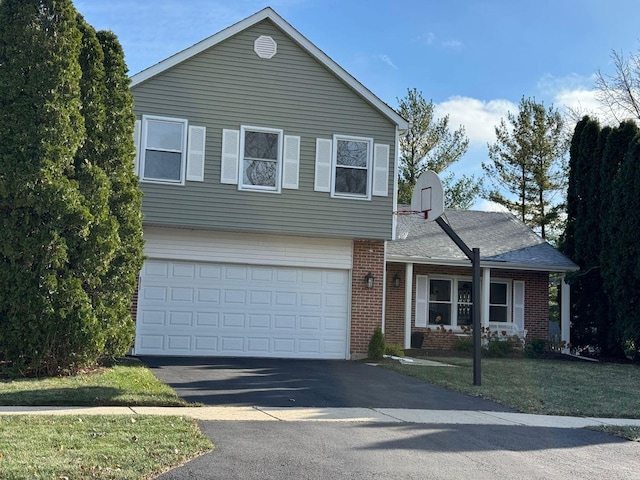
[130,7,409,360]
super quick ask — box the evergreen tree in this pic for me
[601,125,640,358]
[562,117,601,350]
[0,0,94,374]
[396,88,477,207]
[483,97,567,239]
[96,30,144,358]
[561,117,588,258]
[0,1,143,374]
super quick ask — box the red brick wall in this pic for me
[384,263,550,349]
[350,240,385,357]
[385,263,406,345]
[130,277,139,323]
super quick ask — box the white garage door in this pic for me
[135,260,350,359]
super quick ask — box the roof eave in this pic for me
[386,255,580,273]
[129,7,409,130]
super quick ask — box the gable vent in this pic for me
[254,35,277,59]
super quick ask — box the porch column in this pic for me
[561,275,571,353]
[481,267,491,330]
[404,262,414,349]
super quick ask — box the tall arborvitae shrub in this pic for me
[0,1,143,375]
[606,135,640,359]
[96,30,144,358]
[563,117,602,349]
[599,121,638,356]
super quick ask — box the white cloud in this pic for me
[435,96,517,146]
[475,199,509,212]
[417,32,436,45]
[379,54,398,70]
[442,39,463,51]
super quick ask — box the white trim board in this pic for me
[143,226,353,270]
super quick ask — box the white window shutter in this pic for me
[221,129,240,184]
[282,135,300,189]
[372,143,389,196]
[415,275,428,328]
[186,125,206,182]
[133,119,141,176]
[513,281,525,329]
[314,138,332,192]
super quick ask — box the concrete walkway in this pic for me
[1,405,640,429]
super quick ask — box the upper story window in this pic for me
[239,126,283,192]
[140,115,188,184]
[332,135,373,199]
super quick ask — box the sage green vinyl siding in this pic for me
[132,19,397,240]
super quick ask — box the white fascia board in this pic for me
[130,8,409,130]
[385,255,580,273]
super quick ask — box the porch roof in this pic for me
[387,210,578,273]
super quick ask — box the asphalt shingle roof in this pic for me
[388,210,578,272]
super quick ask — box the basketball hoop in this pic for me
[393,210,426,239]
[394,171,445,240]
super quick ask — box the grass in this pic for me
[382,356,640,418]
[0,415,213,479]
[0,357,213,478]
[0,357,190,406]
[589,425,640,442]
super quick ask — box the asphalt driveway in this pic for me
[140,356,513,411]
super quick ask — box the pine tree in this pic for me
[396,88,476,206]
[483,97,567,239]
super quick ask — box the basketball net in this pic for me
[393,210,427,239]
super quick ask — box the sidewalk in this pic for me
[2,405,640,428]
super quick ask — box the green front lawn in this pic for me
[0,415,213,479]
[383,356,640,418]
[0,357,190,406]
[0,357,212,479]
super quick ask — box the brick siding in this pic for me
[384,263,550,350]
[350,240,386,357]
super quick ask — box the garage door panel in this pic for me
[172,264,195,278]
[195,312,219,327]
[170,287,194,302]
[194,336,218,352]
[143,286,167,301]
[197,288,220,303]
[140,310,165,326]
[248,314,270,328]
[136,260,349,359]
[198,265,221,279]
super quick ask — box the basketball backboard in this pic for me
[410,170,444,221]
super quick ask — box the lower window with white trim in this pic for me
[415,275,513,328]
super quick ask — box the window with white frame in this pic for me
[416,275,512,328]
[489,281,509,322]
[332,135,372,198]
[239,126,283,192]
[140,116,188,184]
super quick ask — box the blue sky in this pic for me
[74,0,640,209]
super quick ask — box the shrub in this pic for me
[483,338,516,358]
[524,339,547,358]
[368,327,386,360]
[385,343,405,357]
[454,336,473,352]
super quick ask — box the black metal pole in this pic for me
[436,217,481,386]
[472,248,481,386]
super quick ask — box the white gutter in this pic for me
[386,255,580,273]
